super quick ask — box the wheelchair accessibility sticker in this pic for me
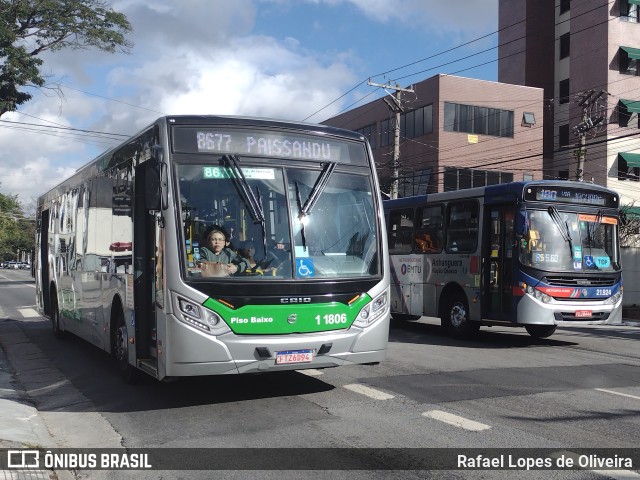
[296,258,315,277]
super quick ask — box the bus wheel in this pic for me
[50,294,65,339]
[113,311,139,383]
[525,325,557,338]
[442,294,479,338]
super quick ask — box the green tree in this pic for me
[620,204,640,247]
[0,188,35,261]
[0,0,132,116]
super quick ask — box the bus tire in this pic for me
[525,325,557,338]
[50,291,65,339]
[441,293,479,338]
[113,309,139,384]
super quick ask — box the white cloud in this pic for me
[0,0,498,206]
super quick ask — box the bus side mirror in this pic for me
[516,210,529,236]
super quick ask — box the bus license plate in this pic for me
[575,310,592,318]
[275,349,313,365]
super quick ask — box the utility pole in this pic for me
[368,80,414,199]
[572,90,606,181]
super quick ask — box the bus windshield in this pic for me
[176,161,379,280]
[519,209,620,272]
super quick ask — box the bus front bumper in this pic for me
[163,313,390,377]
[516,295,623,326]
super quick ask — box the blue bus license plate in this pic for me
[275,349,313,365]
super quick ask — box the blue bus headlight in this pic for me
[354,291,388,327]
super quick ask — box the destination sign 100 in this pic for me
[525,186,617,207]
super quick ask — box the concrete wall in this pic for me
[621,247,640,306]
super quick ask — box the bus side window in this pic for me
[415,205,443,253]
[446,201,479,253]
[388,208,414,254]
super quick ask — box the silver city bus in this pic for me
[384,181,622,338]
[35,116,390,381]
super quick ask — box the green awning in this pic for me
[621,46,640,59]
[619,152,640,168]
[620,99,640,113]
[628,0,640,5]
[624,206,640,217]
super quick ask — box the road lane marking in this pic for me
[343,383,394,400]
[591,470,640,479]
[595,388,640,401]
[299,369,324,376]
[422,410,491,431]
[17,308,40,318]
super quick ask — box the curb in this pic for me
[0,320,76,480]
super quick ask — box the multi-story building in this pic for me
[499,0,640,211]
[323,74,544,197]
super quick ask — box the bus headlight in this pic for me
[606,291,622,305]
[353,291,388,327]
[525,285,552,304]
[175,295,230,336]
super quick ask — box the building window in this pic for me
[400,105,433,139]
[398,169,432,197]
[560,0,570,14]
[559,124,570,146]
[559,170,570,180]
[620,46,639,75]
[559,33,570,60]
[444,102,514,138]
[523,173,534,181]
[354,123,377,149]
[618,153,640,181]
[559,79,570,104]
[618,99,640,127]
[443,167,513,191]
[380,118,394,147]
[621,1,640,22]
[522,112,536,127]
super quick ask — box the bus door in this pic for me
[133,160,158,366]
[483,205,516,321]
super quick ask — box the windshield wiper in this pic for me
[221,154,267,257]
[548,206,574,257]
[295,161,337,251]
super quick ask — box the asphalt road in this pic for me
[1,267,639,480]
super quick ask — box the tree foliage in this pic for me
[0,187,35,260]
[0,0,132,116]
[620,204,640,247]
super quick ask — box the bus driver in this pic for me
[199,226,249,276]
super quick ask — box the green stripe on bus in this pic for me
[202,295,371,335]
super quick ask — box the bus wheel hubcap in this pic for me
[116,326,128,361]
[451,304,466,328]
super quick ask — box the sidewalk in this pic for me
[0,321,75,480]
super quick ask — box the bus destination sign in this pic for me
[525,186,618,208]
[172,127,367,165]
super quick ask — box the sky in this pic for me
[0,0,498,210]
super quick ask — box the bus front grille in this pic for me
[543,276,616,287]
